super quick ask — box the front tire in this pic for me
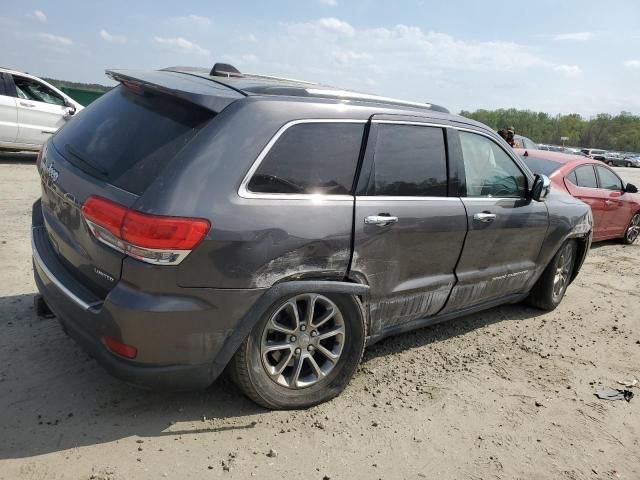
[607,160,614,166]
[622,213,640,245]
[527,240,577,311]
[626,161,632,168]
[230,292,366,409]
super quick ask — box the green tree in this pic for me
[460,109,640,152]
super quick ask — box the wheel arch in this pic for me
[210,280,369,383]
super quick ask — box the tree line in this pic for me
[460,109,640,153]
[43,77,110,93]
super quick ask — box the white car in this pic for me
[0,67,83,151]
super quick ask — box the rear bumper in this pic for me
[31,200,264,390]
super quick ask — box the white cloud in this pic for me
[553,32,593,41]
[553,64,582,77]
[166,14,212,28]
[331,49,372,64]
[236,20,556,102]
[624,59,640,68]
[318,0,338,6]
[99,29,126,44]
[316,17,355,36]
[240,34,257,42]
[153,36,210,56]
[36,32,73,46]
[32,10,47,23]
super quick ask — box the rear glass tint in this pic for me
[574,165,598,188]
[53,85,212,195]
[248,122,364,195]
[521,156,563,177]
[367,124,448,197]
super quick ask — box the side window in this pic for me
[0,74,6,96]
[247,122,364,195]
[12,75,65,106]
[459,131,526,198]
[596,166,623,191]
[574,165,598,188]
[566,170,578,185]
[367,124,447,197]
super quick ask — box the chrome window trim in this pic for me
[355,196,462,202]
[371,119,451,129]
[31,227,102,311]
[239,117,531,201]
[238,118,367,200]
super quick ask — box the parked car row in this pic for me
[514,137,640,168]
[31,62,596,409]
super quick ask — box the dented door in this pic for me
[350,120,467,335]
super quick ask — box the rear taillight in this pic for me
[81,196,210,265]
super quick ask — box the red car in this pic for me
[516,149,640,243]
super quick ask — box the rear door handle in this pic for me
[473,212,497,222]
[20,101,36,108]
[364,215,399,226]
[604,199,613,206]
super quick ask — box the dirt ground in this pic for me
[1,158,639,480]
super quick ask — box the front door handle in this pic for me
[473,212,497,222]
[364,215,399,226]
[604,199,613,206]
[19,101,36,108]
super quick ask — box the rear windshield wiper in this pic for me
[64,144,109,177]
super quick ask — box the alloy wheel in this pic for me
[626,214,640,244]
[552,243,574,301]
[260,294,345,389]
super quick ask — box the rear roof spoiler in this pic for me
[106,69,245,112]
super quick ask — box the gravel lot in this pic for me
[0,157,639,480]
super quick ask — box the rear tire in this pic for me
[230,292,366,409]
[621,213,640,245]
[607,160,614,166]
[527,240,577,311]
[626,162,632,168]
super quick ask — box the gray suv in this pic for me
[31,64,593,409]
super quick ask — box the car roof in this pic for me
[514,148,601,168]
[0,67,37,78]
[162,65,451,114]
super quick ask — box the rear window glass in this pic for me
[521,156,563,177]
[574,165,598,188]
[53,85,212,195]
[247,122,364,195]
[367,124,448,197]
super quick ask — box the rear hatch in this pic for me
[39,71,241,298]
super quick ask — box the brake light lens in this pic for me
[82,196,127,238]
[122,211,210,250]
[81,195,210,265]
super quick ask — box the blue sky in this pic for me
[2,0,639,115]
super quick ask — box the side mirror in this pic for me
[625,183,638,194]
[531,174,551,201]
[63,105,76,120]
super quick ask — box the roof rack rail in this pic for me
[242,72,317,85]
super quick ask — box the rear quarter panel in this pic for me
[134,98,381,289]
